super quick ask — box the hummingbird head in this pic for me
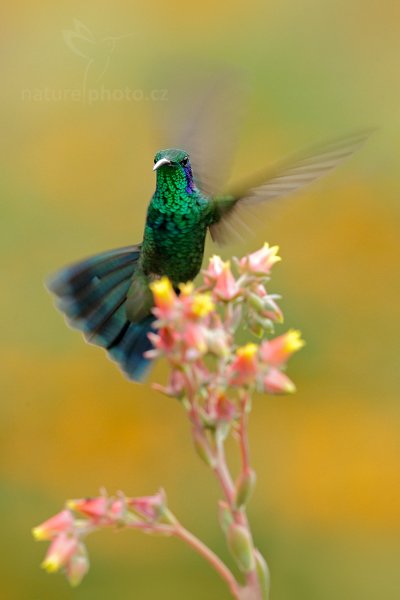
[153,148,195,194]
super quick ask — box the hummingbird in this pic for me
[47,131,371,381]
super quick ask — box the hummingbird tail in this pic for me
[46,245,154,381]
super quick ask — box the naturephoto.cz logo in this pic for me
[21,19,168,104]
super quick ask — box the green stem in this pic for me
[214,433,263,599]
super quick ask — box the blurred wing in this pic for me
[210,129,374,244]
[172,74,247,196]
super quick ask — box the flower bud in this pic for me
[192,429,215,468]
[230,343,259,385]
[204,329,230,358]
[148,327,178,355]
[183,324,207,359]
[163,369,187,398]
[263,368,296,394]
[67,497,107,519]
[65,543,89,587]
[239,243,281,275]
[213,261,241,301]
[248,314,275,336]
[190,293,215,318]
[246,291,265,312]
[149,276,176,311]
[32,510,74,541]
[128,489,166,522]
[247,285,282,322]
[203,255,225,285]
[109,498,126,521]
[218,501,233,535]
[247,317,265,338]
[254,549,271,599]
[41,533,79,573]
[227,523,256,573]
[215,394,236,422]
[260,330,304,366]
[178,281,194,296]
[234,468,257,508]
[261,296,283,323]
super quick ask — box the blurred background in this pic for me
[1,1,400,598]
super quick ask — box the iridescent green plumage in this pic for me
[141,149,214,282]
[125,148,215,324]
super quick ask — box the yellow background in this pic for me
[2,1,399,598]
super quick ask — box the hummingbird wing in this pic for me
[210,130,374,244]
[173,75,246,196]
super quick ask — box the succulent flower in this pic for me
[34,244,303,599]
[239,243,281,275]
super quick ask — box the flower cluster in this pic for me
[148,244,303,412]
[33,490,171,586]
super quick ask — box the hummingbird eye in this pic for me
[153,157,157,164]
[181,156,189,167]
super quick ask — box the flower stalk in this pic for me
[33,243,304,599]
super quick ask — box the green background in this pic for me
[2,1,399,598]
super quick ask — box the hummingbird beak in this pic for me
[153,158,172,171]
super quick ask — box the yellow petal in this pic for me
[285,330,305,353]
[191,293,215,317]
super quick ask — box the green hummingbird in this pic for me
[47,131,370,381]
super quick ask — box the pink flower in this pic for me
[260,330,304,366]
[188,293,215,319]
[183,323,207,359]
[204,328,230,358]
[148,326,179,355]
[203,255,225,285]
[239,243,281,275]
[229,343,259,386]
[213,261,241,301]
[253,283,267,298]
[41,532,79,573]
[169,369,187,395]
[109,498,126,520]
[32,510,74,541]
[263,368,296,394]
[215,393,236,422]
[65,546,89,587]
[67,497,107,519]
[128,490,166,521]
[153,369,188,398]
[149,276,177,315]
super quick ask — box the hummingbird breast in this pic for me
[141,193,212,284]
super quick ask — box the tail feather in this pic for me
[69,279,131,337]
[47,245,155,381]
[109,316,155,381]
[47,246,138,296]
[57,262,135,320]
[86,299,128,347]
